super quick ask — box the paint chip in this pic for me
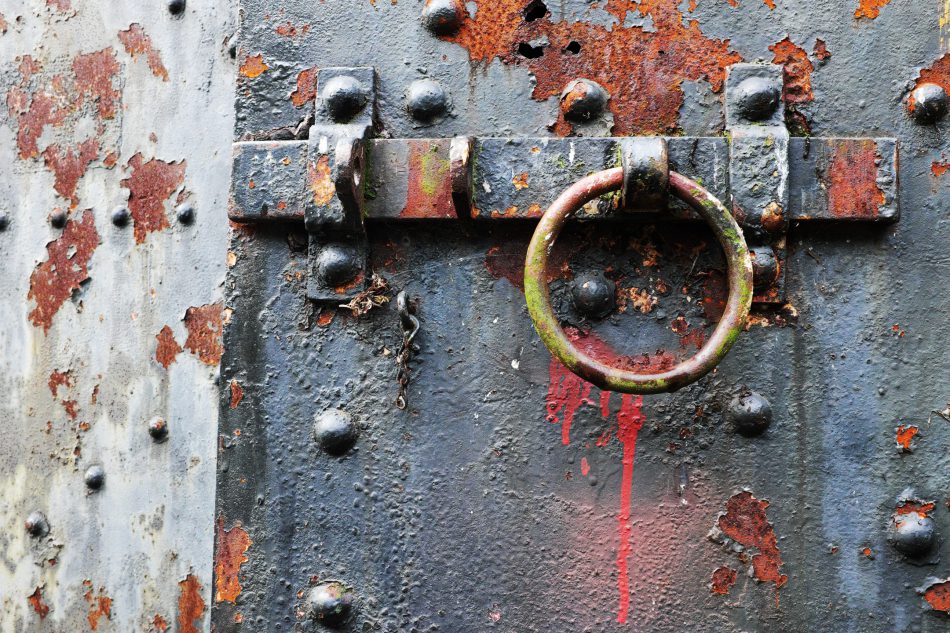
[119,23,169,81]
[183,303,224,365]
[215,519,252,603]
[239,54,268,78]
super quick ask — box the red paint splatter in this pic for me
[580,456,590,476]
[119,23,169,81]
[615,393,644,623]
[120,153,186,244]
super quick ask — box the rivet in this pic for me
[726,391,772,437]
[313,410,359,456]
[315,244,361,287]
[167,0,186,16]
[50,209,67,229]
[421,0,464,35]
[571,272,616,319]
[0,213,9,231]
[734,76,781,121]
[176,202,195,225]
[560,78,609,122]
[909,83,948,124]
[406,79,448,121]
[25,511,49,538]
[111,206,130,227]
[148,417,169,442]
[322,76,368,122]
[307,581,354,626]
[84,464,105,491]
[750,246,779,290]
[890,513,936,557]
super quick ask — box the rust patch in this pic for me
[895,500,935,520]
[291,67,318,107]
[183,303,224,365]
[82,581,112,630]
[770,37,814,105]
[855,0,892,19]
[120,153,187,244]
[932,160,950,177]
[308,154,335,206]
[922,579,950,613]
[317,307,336,327]
[813,39,831,61]
[0,13,7,34]
[910,55,950,111]
[710,566,737,595]
[895,424,919,452]
[48,369,72,396]
[239,54,268,78]
[28,587,50,618]
[47,0,71,11]
[152,614,169,631]
[512,172,529,190]
[827,140,884,219]
[275,22,311,37]
[215,518,252,603]
[42,138,100,206]
[72,48,121,120]
[716,491,788,589]
[400,142,454,218]
[177,574,206,633]
[119,23,169,81]
[443,0,742,135]
[28,210,100,333]
[155,325,182,369]
[229,380,244,409]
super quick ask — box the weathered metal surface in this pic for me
[0,0,235,630]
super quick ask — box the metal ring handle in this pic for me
[524,168,753,394]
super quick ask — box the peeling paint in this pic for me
[855,0,893,19]
[215,519,252,603]
[42,138,100,206]
[710,566,738,595]
[119,23,169,81]
[911,55,950,109]
[183,303,224,366]
[716,491,788,589]
[239,54,268,78]
[895,424,919,452]
[83,581,113,630]
[921,578,950,613]
[156,325,183,368]
[27,587,50,618]
[770,37,814,105]
[229,380,244,409]
[120,153,187,244]
[177,574,206,633]
[290,67,317,107]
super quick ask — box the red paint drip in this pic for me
[580,457,590,476]
[615,394,644,624]
[546,356,592,446]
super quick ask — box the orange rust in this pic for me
[317,307,336,326]
[48,370,72,396]
[152,614,169,631]
[291,67,318,107]
[679,326,706,350]
[670,315,689,333]
[861,547,873,558]
[239,54,268,78]
[760,201,784,234]
[177,574,206,633]
[911,56,950,111]
[183,303,224,366]
[895,424,919,452]
[308,155,335,206]
[28,210,100,333]
[62,400,78,419]
[121,154,186,244]
[229,380,244,409]
[854,0,892,19]
[827,140,884,219]
[72,48,121,120]
[42,138,100,206]
[275,22,311,37]
[28,586,50,618]
[512,172,529,190]
[718,491,788,589]
[617,287,657,314]
[215,518,252,603]
[932,161,950,177]
[443,0,741,135]
[710,566,737,595]
[103,151,118,168]
[118,24,169,81]
[83,582,112,630]
[46,0,71,10]
[155,325,182,369]
[923,580,950,613]
[895,500,935,519]
[400,142,454,218]
[770,37,814,104]
[814,39,831,61]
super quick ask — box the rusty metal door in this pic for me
[214,1,950,631]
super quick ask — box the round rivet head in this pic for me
[560,78,609,122]
[734,76,781,121]
[322,76,368,122]
[50,209,67,229]
[750,246,779,290]
[84,464,105,491]
[111,206,130,227]
[889,511,936,557]
[148,417,169,442]
[315,245,361,287]
[571,272,616,319]
[0,213,10,231]
[726,391,772,437]
[407,79,448,121]
[168,0,186,15]
[307,581,354,626]
[422,0,464,35]
[909,83,948,123]
[313,410,359,456]
[176,203,195,225]
[25,511,49,538]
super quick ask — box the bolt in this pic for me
[560,78,609,122]
[0,213,9,231]
[750,246,779,290]
[313,410,359,456]
[25,511,49,538]
[322,76,368,122]
[111,206,130,227]
[84,464,105,491]
[889,512,936,557]
[733,76,781,121]
[571,272,616,319]
[422,0,464,35]
[176,202,195,225]
[148,417,169,443]
[50,209,67,229]
[909,83,948,124]
[407,79,448,121]
[315,244,361,288]
[307,581,354,626]
[167,0,186,15]
[726,391,772,437]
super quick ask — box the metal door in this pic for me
[214,1,950,632]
